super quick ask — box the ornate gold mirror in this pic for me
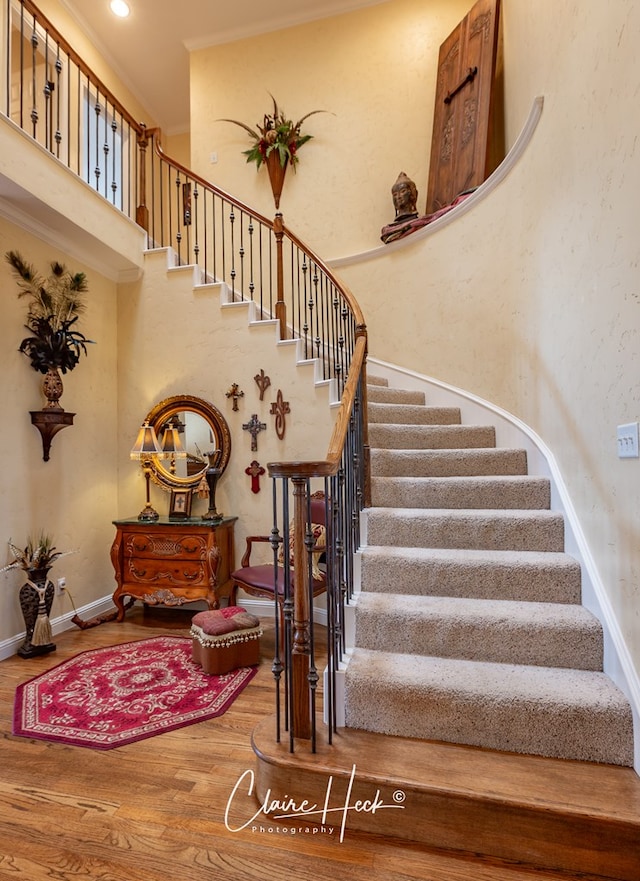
[144,395,231,491]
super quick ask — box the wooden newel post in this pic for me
[136,123,150,231]
[291,477,312,740]
[274,212,287,341]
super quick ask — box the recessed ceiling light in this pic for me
[110,0,130,17]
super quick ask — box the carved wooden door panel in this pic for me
[426,0,500,214]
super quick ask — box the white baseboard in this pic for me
[0,594,116,661]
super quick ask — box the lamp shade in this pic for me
[160,425,187,457]
[130,421,163,459]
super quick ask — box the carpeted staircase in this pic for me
[344,377,634,766]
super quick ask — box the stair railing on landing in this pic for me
[3,0,370,752]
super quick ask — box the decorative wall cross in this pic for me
[245,460,265,493]
[226,383,244,411]
[242,414,267,452]
[254,369,271,401]
[269,389,290,440]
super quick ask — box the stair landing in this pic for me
[252,716,640,881]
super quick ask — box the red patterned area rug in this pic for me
[13,635,258,750]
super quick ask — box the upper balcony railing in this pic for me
[2,0,369,750]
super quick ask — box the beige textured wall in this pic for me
[336,0,640,673]
[0,217,119,641]
[189,0,471,257]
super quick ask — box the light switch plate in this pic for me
[617,422,639,458]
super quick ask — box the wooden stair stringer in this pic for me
[143,246,340,408]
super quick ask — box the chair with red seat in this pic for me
[229,493,327,633]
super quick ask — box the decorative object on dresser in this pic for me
[129,420,165,521]
[201,449,223,522]
[5,250,95,461]
[0,533,74,657]
[270,389,290,440]
[110,516,237,621]
[169,489,192,520]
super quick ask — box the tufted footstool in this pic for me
[190,606,262,675]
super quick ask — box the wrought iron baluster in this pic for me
[30,15,38,137]
[93,92,102,192]
[54,49,62,159]
[193,182,200,268]
[174,171,182,263]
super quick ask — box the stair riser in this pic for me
[370,448,528,477]
[355,610,603,670]
[366,511,565,552]
[370,477,550,510]
[369,424,496,449]
[359,554,582,603]
[368,403,461,425]
[367,387,425,405]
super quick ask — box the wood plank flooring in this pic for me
[0,607,619,880]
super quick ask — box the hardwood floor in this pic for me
[0,607,617,880]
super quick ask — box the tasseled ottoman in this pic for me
[190,606,262,675]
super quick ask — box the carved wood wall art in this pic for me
[254,369,271,401]
[426,0,501,214]
[225,383,244,411]
[270,389,290,440]
[242,414,267,452]
[245,460,265,493]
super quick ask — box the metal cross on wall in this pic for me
[226,383,244,411]
[242,414,267,452]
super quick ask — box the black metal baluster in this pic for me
[54,48,62,160]
[193,182,200,269]
[30,14,38,138]
[93,91,102,192]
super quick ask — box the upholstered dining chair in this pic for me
[229,493,328,638]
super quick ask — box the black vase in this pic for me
[18,567,56,658]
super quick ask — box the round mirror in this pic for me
[144,395,231,491]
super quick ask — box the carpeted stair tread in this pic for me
[370,475,550,510]
[344,649,634,765]
[358,546,582,603]
[368,402,461,425]
[370,447,528,477]
[367,375,389,387]
[369,423,496,450]
[365,507,564,552]
[367,386,426,405]
[355,593,602,669]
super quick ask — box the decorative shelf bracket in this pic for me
[30,410,75,461]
